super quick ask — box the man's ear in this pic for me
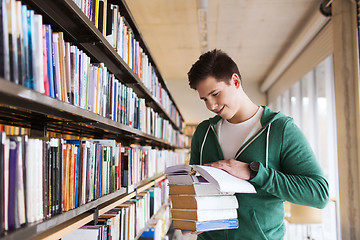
[232,73,241,88]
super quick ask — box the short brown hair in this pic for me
[187,49,241,89]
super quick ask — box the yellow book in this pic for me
[58,32,68,103]
[94,0,99,28]
[102,0,107,36]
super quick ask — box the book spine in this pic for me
[0,132,5,235]
[8,137,18,231]
[0,0,10,81]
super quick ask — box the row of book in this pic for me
[0,0,184,142]
[72,0,184,130]
[63,180,170,240]
[0,132,184,235]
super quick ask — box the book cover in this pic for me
[7,0,19,84]
[42,25,50,96]
[64,42,72,104]
[170,195,238,210]
[0,0,10,81]
[80,143,87,205]
[169,183,232,196]
[58,32,68,102]
[8,137,18,231]
[44,24,55,98]
[33,14,44,94]
[165,164,256,193]
[0,132,5,235]
[50,139,56,214]
[102,0,107,37]
[57,139,63,214]
[14,136,26,226]
[121,147,130,187]
[97,0,104,33]
[70,46,77,105]
[167,174,206,185]
[52,32,62,101]
[43,140,49,218]
[74,145,80,208]
[3,136,9,230]
[15,1,25,86]
[172,218,238,232]
[171,208,237,222]
[69,144,75,210]
[105,2,113,45]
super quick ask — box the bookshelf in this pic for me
[0,0,184,239]
[0,78,177,148]
[20,0,184,133]
[2,174,164,240]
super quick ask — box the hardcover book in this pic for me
[170,195,238,210]
[165,164,256,194]
[0,0,10,81]
[172,218,239,232]
[171,208,237,222]
[0,132,5,235]
[169,183,231,196]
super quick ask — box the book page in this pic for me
[194,165,256,193]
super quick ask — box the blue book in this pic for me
[172,218,239,232]
[26,9,35,89]
[113,79,117,121]
[8,138,18,231]
[21,5,29,85]
[44,24,55,98]
[1,0,10,81]
[78,51,82,107]
[74,146,80,208]
[66,140,81,208]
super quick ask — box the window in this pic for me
[272,55,340,240]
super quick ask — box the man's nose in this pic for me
[207,100,218,111]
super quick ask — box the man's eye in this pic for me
[213,92,219,97]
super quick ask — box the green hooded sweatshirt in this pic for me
[190,106,329,240]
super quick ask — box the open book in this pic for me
[165,164,256,194]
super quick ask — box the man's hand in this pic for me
[205,159,251,180]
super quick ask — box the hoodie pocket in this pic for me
[251,209,269,240]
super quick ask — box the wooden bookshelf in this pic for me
[1,174,165,240]
[134,203,170,240]
[0,0,183,238]
[0,78,179,148]
[21,0,184,133]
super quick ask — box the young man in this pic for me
[187,49,329,240]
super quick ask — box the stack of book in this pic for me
[165,164,256,232]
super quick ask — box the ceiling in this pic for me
[125,0,323,123]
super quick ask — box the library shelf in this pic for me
[21,0,184,133]
[134,203,170,240]
[1,174,166,240]
[0,79,179,149]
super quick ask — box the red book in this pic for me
[42,25,50,96]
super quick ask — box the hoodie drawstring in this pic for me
[200,125,211,165]
[265,123,271,168]
[200,122,272,168]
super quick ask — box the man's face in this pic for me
[197,74,241,121]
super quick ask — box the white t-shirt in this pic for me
[219,106,264,160]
